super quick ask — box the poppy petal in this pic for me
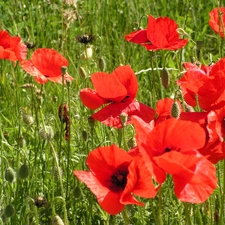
[124,29,148,44]
[80,88,107,110]
[92,100,155,128]
[31,48,68,77]
[91,71,127,102]
[154,151,217,203]
[111,65,138,100]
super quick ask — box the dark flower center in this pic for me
[164,147,171,153]
[111,170,128,189]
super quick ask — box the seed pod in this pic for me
[73,186,82,198]
[18,164,30,179]
[161,68,169,89]
[52,215,65,225]
[171,101,181,119]
[4,204,15,218]
[4,167,16,183]
[39,126,54,141]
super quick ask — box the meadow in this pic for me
[1,0,225,224]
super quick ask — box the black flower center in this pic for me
[164,147,171,153]
[110,169,128,192]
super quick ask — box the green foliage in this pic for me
[0,0,224,224]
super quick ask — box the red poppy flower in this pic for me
[177,59,225,111]
[20,48,74,84]
[0,30,27,61]
[73,144,156,215]
[125,15,188,51]
[80,65,155,128]
[209,7,225,38]
[131,116,217,203]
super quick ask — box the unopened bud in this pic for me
[120,112,128,127]
[61,66,67,76]
[18,164,30,180]
[88,117,96,129]
[39,126,54,141]
[161,68,169,89]
[4,204,15,218]
[98,57,106,71]
[127,137,137,149]
[22,113,34,125]
[4,167,16,183]
[52,215,65,225]
[81,130,88,141]
[79,67,87,79]
[73,186,82,198]
[171,101,181,119]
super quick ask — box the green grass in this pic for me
[0,0,225,224]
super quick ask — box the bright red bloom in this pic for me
[20,48,74,84]
[73,144,156,215]
[209,7,225,38]
[131,116,217,203]
[80,65,155,128]
[0,30,27,61]
[177,59,225,111]
[125,15,188,51]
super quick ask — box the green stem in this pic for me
[121,206,130,225]
[184,203,192,225]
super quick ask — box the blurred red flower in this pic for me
[131,116,217,203]
[20,48,74,84]
[73,144,156,215]
[125,15,188,51]
[177,59,225,111]
[209,7,225,38]
[0,30,27,61]
[80,65,155,128]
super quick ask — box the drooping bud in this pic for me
[120,112,128,127]
[81,130,88,141]
[39,126,54,141]
[78,67,87,79]
[52,215,65,225]
[17,164,30,180]
[4,167,16,183]
[73,186,82,198]
[4,204,15,218]
[88,117,96,129]
[127,137,137,149]
[98,57,106,71]
[160,68,170,89]
[22,113,34,125]
[171,101,181,119]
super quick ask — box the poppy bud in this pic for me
[79,67,87,79]
[81,130,88,141]
[127,137,137,149]
[39,126,54,141]
[98,57,106,71]
[22,113,34,125]
[73,186,82,198]
[120,112,128,127]
[61,66,68,76]
[161,68,170,89]
[171,101,181,119]
[17,164,30,180]
[4,204,15,218]
[88,117,96,129]
[4,167,16,183]
[52,215,65,225]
